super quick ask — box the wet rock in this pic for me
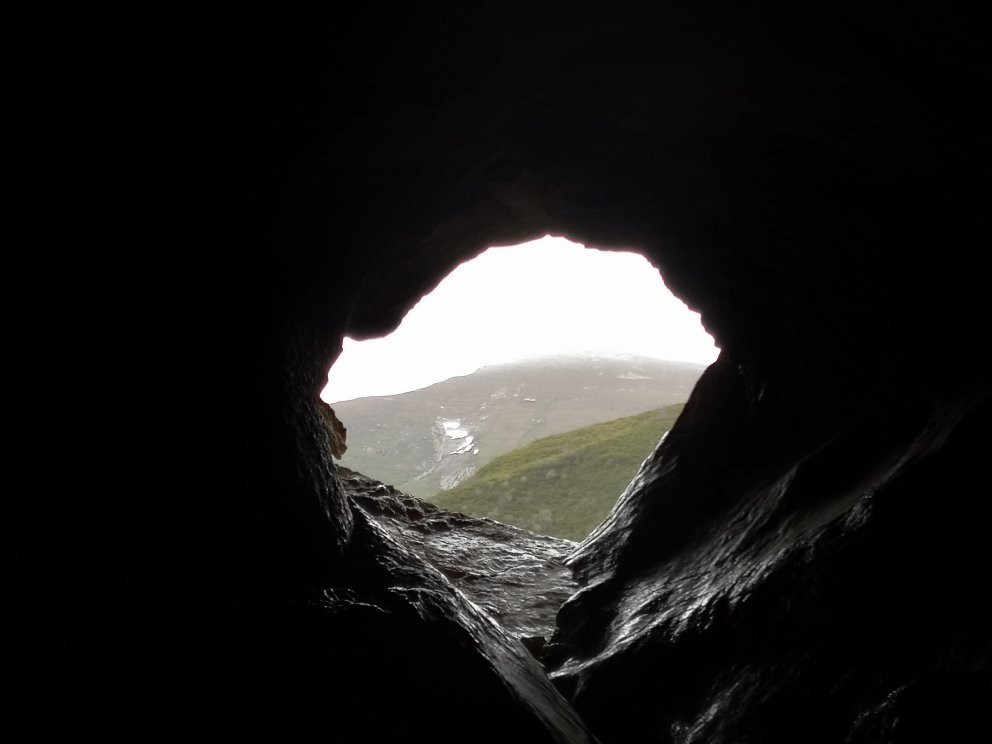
[339,466,578,642]
[303,501,597,744]
[544,361,992,742]
[319,401,348,459]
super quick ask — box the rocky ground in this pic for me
[339,466,578,648]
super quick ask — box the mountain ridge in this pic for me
[332,353,705,498]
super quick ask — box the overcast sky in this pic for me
[321,236,719,403]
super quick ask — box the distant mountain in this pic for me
[331,353,704,499]
[432,405,684,540]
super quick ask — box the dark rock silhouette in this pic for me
[319,401,348,459]
[13,3,991,741]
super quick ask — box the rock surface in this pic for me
[14,4,992,741]
[319,401,348,459]
[310,494,596,744]
[339,466,578,643]
[545,358,992,741]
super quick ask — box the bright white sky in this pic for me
[322,236,719,403]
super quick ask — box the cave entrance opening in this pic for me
[322,236,718,540]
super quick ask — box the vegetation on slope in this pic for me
[332,354,703,500]
[431,404,684,540]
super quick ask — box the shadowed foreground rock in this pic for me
[545,358,992,742]
[14,4,992,741]
[317,489,594,743]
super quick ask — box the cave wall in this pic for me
[14,3,991,740]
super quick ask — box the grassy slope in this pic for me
[431,404,684,540]
[333,355,704,499]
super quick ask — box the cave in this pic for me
[15,5,992,742]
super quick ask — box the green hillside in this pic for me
[332,354,704,500]
[431,404,684,540]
